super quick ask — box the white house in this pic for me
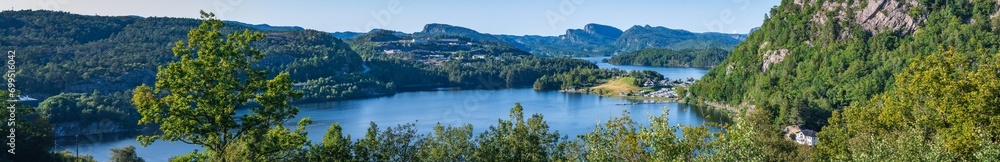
[784,125,818,146]
[436,38,460,42]
[411,39,428,43]
[795,129,817,146]
[643,80,656,87]
[383,49,403,54]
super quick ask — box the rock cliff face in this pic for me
[809,0,922,37]
[793,0,816,8]
[583,23,623,39]
[560,24,624,45]
[855,0,920,35]
[761,49,789,72]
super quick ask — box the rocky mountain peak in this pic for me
[421,23,481,34]
[582,23,623,39]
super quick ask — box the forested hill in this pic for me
[688,0,1000,160]
[0,10,364,99]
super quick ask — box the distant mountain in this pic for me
[346,23,747,57]
[413,23,503,42]
[353,29,404,42]
[562,23,622,45]
[331,31,364,39]
[223,21,305,32]
[583,23,624,39]
[347,29,531,60]
[614,25,743,52]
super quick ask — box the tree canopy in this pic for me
[131,11,309,161]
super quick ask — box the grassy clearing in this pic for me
[590,76,640,95]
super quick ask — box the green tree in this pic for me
[0,91,57,162]
[51,150,97,162]
[416,123,475,161]
[223,119,312,161]
[472,103,562,161]
[695,110,768,161]
[131,11,306,161]
[352,122,380,161]
[818,48,1000,161]
[110,145,145,162]
[351,122,421,161]
[579,110,649,161]
[310,123,353,161]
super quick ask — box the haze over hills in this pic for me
[335,23,749,56]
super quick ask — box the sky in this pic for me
[3,0,781,36]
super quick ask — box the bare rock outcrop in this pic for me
[726,63,736,75]
[794,0,819,8]
[810,0,922,37]
[855,0,920,35]
[811,1,851,25]
[762,49,790,72]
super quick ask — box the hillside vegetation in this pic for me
[0,10,364,98]
[688,0,1000,160]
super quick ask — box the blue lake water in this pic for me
[62,57,716,161]
[577,56,710,80]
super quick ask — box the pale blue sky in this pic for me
[4,0,780,36]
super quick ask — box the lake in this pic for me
[61,57,716,161]
[577,56,710,80]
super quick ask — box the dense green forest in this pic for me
[687,0,1000,160]
[606,48,730,68]
[37,92,141,132]
[0,10,364,97]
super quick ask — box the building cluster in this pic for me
[633,78,696,98]
[375,38,490,65]
[641,88,678,98]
